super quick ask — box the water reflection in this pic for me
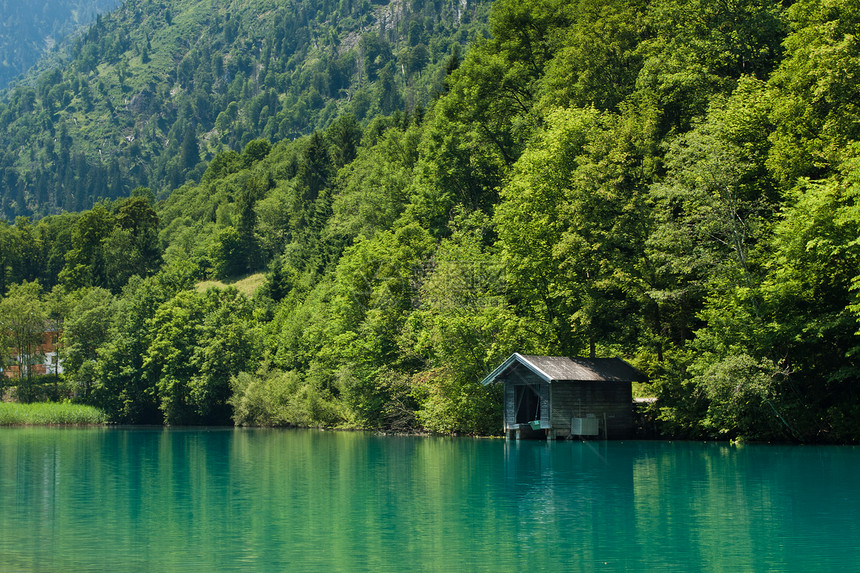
[2,429,860,571]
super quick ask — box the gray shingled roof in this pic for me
[480,353,645,386]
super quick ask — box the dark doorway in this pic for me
[515,385,541,424]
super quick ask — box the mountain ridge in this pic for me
[0,0,122,91]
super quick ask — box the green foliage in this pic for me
[496,106,651,356]
[241,139,272,167]
[693,354,785,439]
[88,260,198,423]
[0,401,106,425]
[406,211,527,434]
[768,0,860,185]
[4,0,860,442]
[55,198,162,292]
[412,367,503,435]
[636,0,785,135]
[210,227,247,280]
[539,0,646,112]
[327,123,419,243]
[0,281,49,402]
[757,161,860,441]
[61,286,114,398]
[230,368,342,427]
[646,77,777,352]
[143,287,257,425]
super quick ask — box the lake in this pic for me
[1,428,858,572]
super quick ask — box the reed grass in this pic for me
[0,402,106,425]
[196,272,266,297]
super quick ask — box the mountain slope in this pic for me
[0,0,489,220]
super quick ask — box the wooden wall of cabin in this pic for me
[550,381,633,439]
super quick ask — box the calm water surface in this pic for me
[1,428,858,572]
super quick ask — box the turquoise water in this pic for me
[1,429,859,572]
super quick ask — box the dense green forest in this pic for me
[0,0,121,91]
[0,0,488,219]
[2,0,860,442]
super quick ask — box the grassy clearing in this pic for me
[196,273,266,297]
[0,402,106,426]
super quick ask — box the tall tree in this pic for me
[496,107,652,356]
[767,0,860,187]
[59,203,116,290]
[61,287,114,399]
[0,281,47,402]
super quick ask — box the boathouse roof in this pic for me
[480,353,645,386]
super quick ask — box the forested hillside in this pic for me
[0,0,121,91]
[0,0,488,219]
[2,0,860,442]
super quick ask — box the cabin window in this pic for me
[514,385,541,424]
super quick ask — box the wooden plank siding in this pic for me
[539,382,550,430]
[550,381,634,439]
[504,383,516,428]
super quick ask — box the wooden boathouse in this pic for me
[480,353,645,440]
